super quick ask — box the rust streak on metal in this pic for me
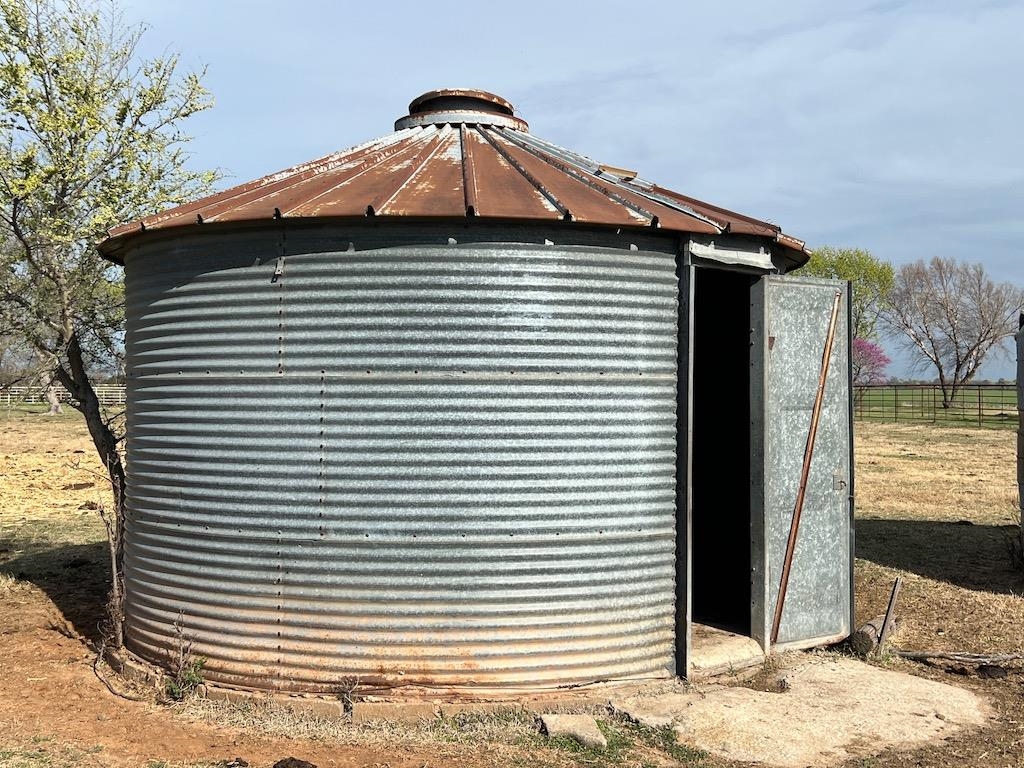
[496,128,659,226]
[491,133,639,227]
[110,132,414,233]
[383,129,465,217]
[477,127,571,219]
[99,88,808,267]
[458,128,554,219]
[370,129,450,215]
[282,130,441,218]
[460,124,478,217]
[503,131,722,234]
[644,184,780,236]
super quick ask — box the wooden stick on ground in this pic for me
[895,651,1024,664]
[877,576,903,651]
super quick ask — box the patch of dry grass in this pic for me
[853,422,1024,657]
[172,696,711,768]
[0,412,113,525]
[4,412,1024,768]
[854,422,1018,525]
[175,696,542,751]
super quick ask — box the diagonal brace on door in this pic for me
[770,289,844,645]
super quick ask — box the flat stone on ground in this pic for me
[540,713,607,750]
[609,691,700,729]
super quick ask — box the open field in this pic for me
[1,411,1022,767]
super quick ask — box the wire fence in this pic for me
[0,384,126,408]
[853,383,1019,429]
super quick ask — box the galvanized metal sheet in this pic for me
[122,230,678,693]
[750,275,853,647]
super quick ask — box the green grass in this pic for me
[0,402,80,420]
[537,717,712,766]
[0,743,104,768]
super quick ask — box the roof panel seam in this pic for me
[374,127,454,215]
[113,129,415,235]
[496,129,660,227]
[283,127,440,217]
[459,124,478,217]
[477,127,571,219]
[510,133,726,233]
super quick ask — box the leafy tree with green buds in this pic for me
[0,0,218,647]
[801,246,895,342]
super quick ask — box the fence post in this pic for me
[894,384,899,423]
[1016,323,1022,541]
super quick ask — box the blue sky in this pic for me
[121,0,1022,379]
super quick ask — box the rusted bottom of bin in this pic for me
[109,648,667,721]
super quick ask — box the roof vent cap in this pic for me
[395,88,528,131]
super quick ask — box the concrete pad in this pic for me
[689,623,765,679]
[540,713,607,749]
[610,690,700,729]
[670,656,990,768]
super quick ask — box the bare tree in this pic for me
[882,257,1024,408]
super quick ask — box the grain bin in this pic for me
[99,89,853,695]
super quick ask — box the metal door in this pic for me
[750,275,854,649]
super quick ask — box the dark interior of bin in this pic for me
[691,267,757,636]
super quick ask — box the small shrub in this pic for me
[163,612,206,702]
[165,654,206,702]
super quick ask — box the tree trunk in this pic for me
[44,380,63,414]
[849,614,901,656]
[938,374,952,409]
[53,331,127,649]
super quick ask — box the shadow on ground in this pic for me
[0,539,108,643]
[6,519,1020,646]
[856,518,1024,594]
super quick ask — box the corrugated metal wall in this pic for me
[122,227,678,693]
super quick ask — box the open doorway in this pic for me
[687,266,763,675]
[678,268,854,677]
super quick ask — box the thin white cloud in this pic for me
[121,0,1022,375]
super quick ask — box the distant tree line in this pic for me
[802,248,1024,408]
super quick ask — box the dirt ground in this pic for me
[1,409,1023,768]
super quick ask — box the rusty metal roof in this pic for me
[100,89,807,263]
